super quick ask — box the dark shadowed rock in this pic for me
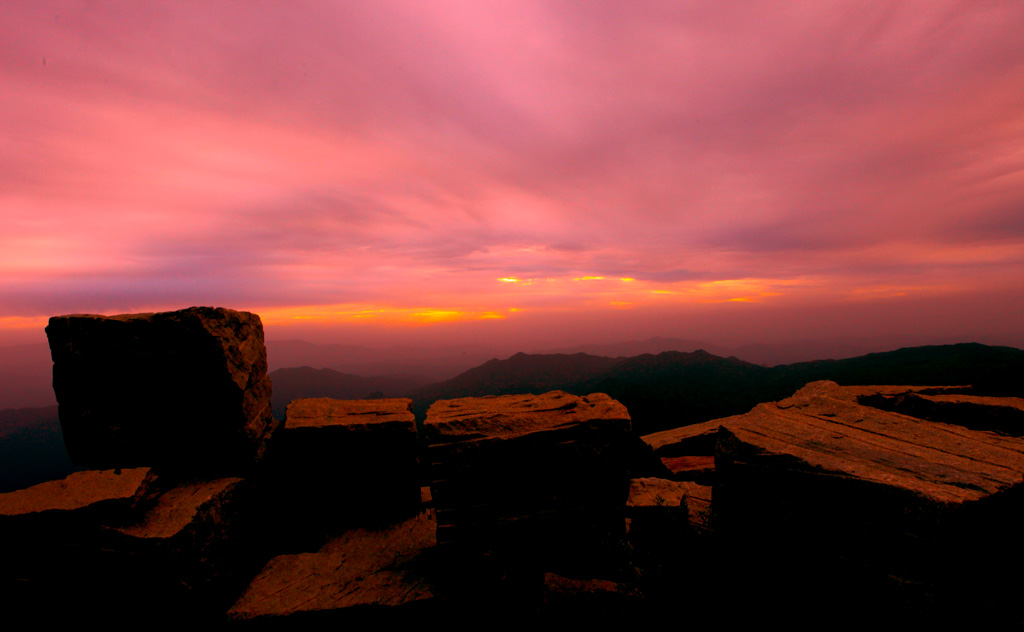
[713,380,1024,622]
[424,391,632,570]
[227,511,437,621]
[46,307,275,473]
[266,398,420,548]
[859,390,1024,436]
[108,476,251,597]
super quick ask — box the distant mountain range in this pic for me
[5,341,1023,492]
[408,343,1024,434]
[268,342,1024,435]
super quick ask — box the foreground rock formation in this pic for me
[46,307,275,473]
[424,391,632,568]
[4,309,1024,623]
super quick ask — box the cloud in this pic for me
[1,0,1023,346]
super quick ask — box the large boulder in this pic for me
[266,398,420,548]
[46,307,275,473]
[424,391,632,568]
[713,380,1024,622]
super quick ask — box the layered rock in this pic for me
[713,380,1024,620]
[46,307,275,473]
[228,511,437,621]
[267,398,419,548]
[424,391,632,566]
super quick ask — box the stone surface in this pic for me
[424,390,630,444]
[660,455,715,483]
[0,467,151,519]
[114,476,244,541]
[859,391,1024,437]
[269,398,420,545]
[713,380,1024,619]
[538,572,641,615]
[626,477,711,539]
[641,416,739,457]
[285,397,416,429]
[46,306,274,472]
[424,391,632,566]
[107,476,251,598]
[228,511,437,621]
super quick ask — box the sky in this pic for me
[2,1,1023,351]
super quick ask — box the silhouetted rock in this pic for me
[228,511,437,621]
[46,307,275,473]
[424,391,632,570]
[713,380,1024,621]
[266,398,419,548]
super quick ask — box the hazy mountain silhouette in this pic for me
[540,336,725,358]
[0,405,81,493]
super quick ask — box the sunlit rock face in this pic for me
[46,307,275,474]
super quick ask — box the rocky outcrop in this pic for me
[228,510,437,621]
[0,467,152,521]
[713,380,1024,620]
[267,398,420,549]
[12,309,1024,622]
[424,391,632,567]
[46,307,275,473]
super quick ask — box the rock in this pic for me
[0,467,152,521]
[858,391,1024,437]
[46,307,275,473]
[0,468,156,621]
[424,391,632,568]
[227,511,437,621]
[267,398,420,547]
[641,416,740,457]
[538,572,641,616]
[626,478,712,582]
[660,455,715,483]
[110,476,249,588]
[713,380,1024,621]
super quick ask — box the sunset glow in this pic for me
[2,1,1023,349]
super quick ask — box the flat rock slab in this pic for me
[424,391,632,555]
[46,307,274,472]
[661,456,715,483]
[718,381,1024,506]
[0,467,151,520]
[285,397,415,429]
[641,416,741,457]
[424,390,630,444]
[714,380,1024,616]
[228,511,437,621]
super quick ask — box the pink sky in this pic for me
[2,1,1023,350]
